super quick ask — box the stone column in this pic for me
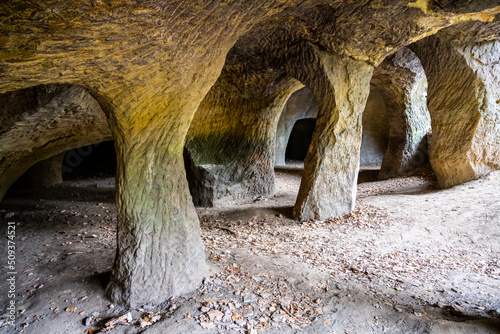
[106,89,210,307]
[372,47,431,179]
[108,130,208,307]
[290,47,373,220]
[412,37,500,188]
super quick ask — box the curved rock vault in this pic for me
[1,0,500,307]
[0,84,112,200]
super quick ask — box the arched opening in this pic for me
[0,83,118,314]
[285,118,316,162]
[0,83,113,199]
[274,87,319,167]
[275,84,389,184]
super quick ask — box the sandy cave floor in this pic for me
[0,165,499,334]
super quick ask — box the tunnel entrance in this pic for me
[62,140,117,180]
[285,118,316,162]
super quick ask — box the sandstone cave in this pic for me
[0,1,499,333]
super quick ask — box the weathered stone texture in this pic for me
[439,13,500,44]
[186,66,301,206]
[0,85,112,200]
[463,41,500,174]
[275,87,319,166]
[292,48,374,221]
[360,88,389,166]
[76,2,311,308]
[412,37,500,188]
[108,144,209,307]
[188,39,374,220]
[1,0,500,308]
[372,47,431,179]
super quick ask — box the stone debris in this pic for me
[137,312,162,328]
[102,312,132,331]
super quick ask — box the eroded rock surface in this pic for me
[274,87,319,166]
[1,0,500,307]
[186,67,301,206]
[0,85,112,200]
[360,88,389,166]
[292,51,373,221]
[372,48,431,179]
[412,37,500,188]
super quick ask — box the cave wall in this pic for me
[0,85,112,200]
[186,68,301,206]
[360,88,389,166]
[275,87,319,166]
[412,36,500,188]
[0,0,499,307]
[14,153,65,188]
[372,47,432,179]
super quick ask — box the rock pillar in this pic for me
[373,48,431,179]
[291,48,373,220]
[412,37,500,187]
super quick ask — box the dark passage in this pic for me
[285,118,316,161]
[63,140,117,180]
